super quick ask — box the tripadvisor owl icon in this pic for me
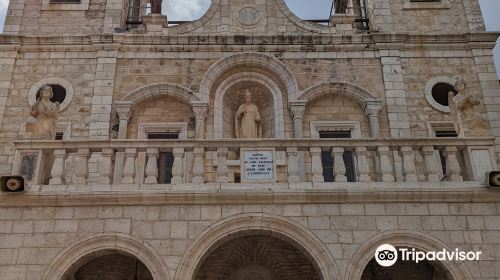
[375,244,398,267]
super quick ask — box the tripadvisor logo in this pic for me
[375,244,482,267]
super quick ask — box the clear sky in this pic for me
[0,0,498,76]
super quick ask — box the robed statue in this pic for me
[26,85,60,139]
[448,80,488,137]
[235,89,262,138]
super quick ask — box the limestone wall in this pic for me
[0,200,498,279]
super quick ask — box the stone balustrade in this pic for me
[12,138,497,187]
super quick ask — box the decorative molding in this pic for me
[403,0,450,10]
[137,122,188,140]
[41,0,90,11]
[310,121,361,139]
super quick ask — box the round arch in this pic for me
[213,72,285,139]
[345,230,473,280]
[122,83,201,109]
[198,52,300,102]
[298,81,381,106]
[41,233,170,280]
[174,213,341,280]
[163,0,221,34]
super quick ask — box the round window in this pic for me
[431,83,457,107]
[36,84,66,104]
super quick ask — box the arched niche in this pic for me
[41,233,169,280]
[214,72,285,139]
[199,52,299,103]
[174,213,341,280]
[345,230,473,280]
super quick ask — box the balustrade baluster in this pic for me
[49,149,66,185]
[422,146,441,182]
[216,148,229,183]
[122,148,136,184]
[99,148,114,184]
[192,147,205,183]
[355,146,371,182]
[400,146,417,182]
[72,148,89,184]
[378,146,395,182]
[310,147,324,183]
[287,147,300,183]
[145,148,159,184]
[171,148,184,184]
[444,146,463,182]
[332,147,347,182]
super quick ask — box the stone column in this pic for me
[72,148,89,184]
[355,146,371,182]
[400,146,417,182]
[378,146,394,182]
[310,147,324,183]
[216,148,229,183]
[376,48,411,138]
[332,147,347,182]
[99,148,114,184]
[192,103,209,139]
[89,41,120,139]
[287,147,300,183]
[290,102,307,181]
[171,148,184,184]
[444,146,463,182]
[122,148,136,184]
[145,148,159,184]
[192,147,205,183]
[363,100,383,138]
[422,146,441,182]
[49,149,66,185]
[115,101,133,139]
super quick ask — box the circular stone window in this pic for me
[425,77,459,113]
[36,84,66,104]
[28,78,74,111]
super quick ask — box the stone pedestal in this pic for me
[142,14,167,32]
[329,14,356,31]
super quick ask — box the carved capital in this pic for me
[192,104,209,121]
[115,101,133,121]
[363,100,383,117]
[290,102,307,120]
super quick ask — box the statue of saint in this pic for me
[235,89,262,138]
[448,80,488,137]
[26,85,60,139]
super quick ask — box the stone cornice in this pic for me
[0,185,498,207]
[1,32,498,49]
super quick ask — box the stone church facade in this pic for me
[0,0,500,279]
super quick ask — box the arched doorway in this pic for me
[69,252,154,280]
[361,254,452,280]
[195,235,321,280]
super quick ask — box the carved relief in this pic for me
[26,85,60,139]
[448,80,488,137]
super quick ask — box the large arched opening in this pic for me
[174,213,340,280]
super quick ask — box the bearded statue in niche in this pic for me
[26,85,60,139]
[448,80,488,137]
[235,89,262,138]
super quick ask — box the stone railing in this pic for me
[12,138,497,187]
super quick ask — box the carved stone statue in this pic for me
[26,85,60,139]
[448,80,488,137]
[235,89,262,138]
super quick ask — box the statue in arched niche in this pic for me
[26,85,60,139]
[448,80,488,137]
[235,89,262,138]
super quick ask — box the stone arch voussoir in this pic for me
[345,230,474,280]
[298,81,381,107]
[174,213,341,280]
[41,233,170,280]
[123,83,201,110]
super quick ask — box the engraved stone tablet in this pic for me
[242,150,275,182]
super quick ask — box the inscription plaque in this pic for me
[242,150,274,181]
